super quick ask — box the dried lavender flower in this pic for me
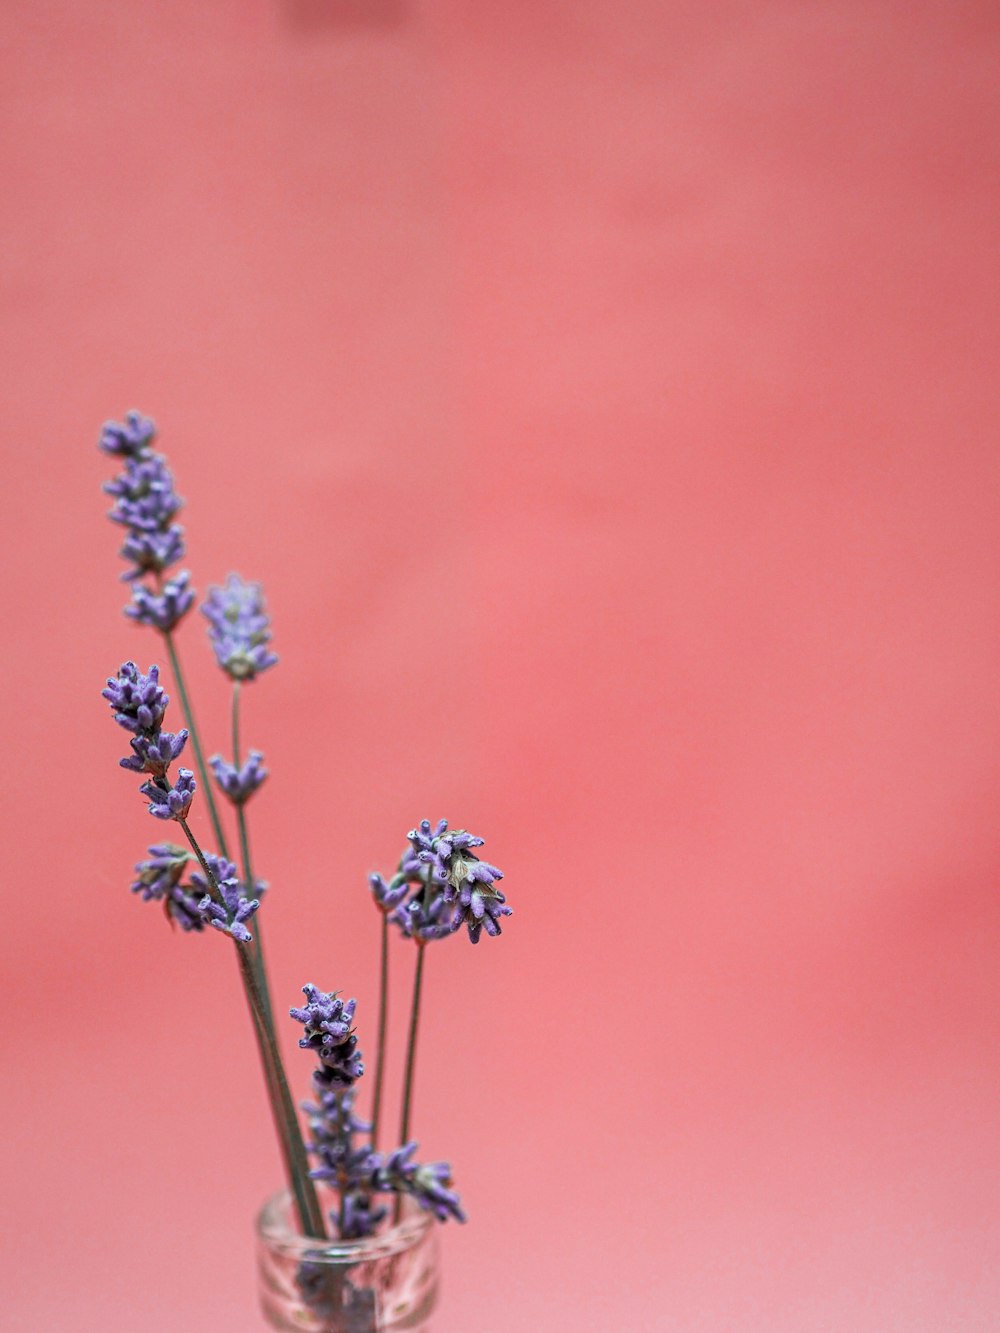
[371,1142,465,1224]
[187,851,267,904]
[103,661,169,735]
[202,574,278,680]
[118,525,185,581]
[124,570,195,632]
[290,986,364,1086]
[119,728,189,777]
[167,885,206,932]
[209,751,268,805]
[390,889,456,943]
[104,453,184,534]
[98,410,156,459]
[197,874,261,943]
[449,881,512,944]
[140,770,196,821]
[368,871,411,912]
[131,844,190,901]
[407,818,502,901]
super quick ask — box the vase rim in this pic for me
[257,1189,435,1262]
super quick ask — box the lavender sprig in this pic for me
[99,410,156,458]
[197,874,261,943]
[371,1143,465,1224]
[290,986,364,1087]
[209,751,268,805]
[140,770,197,821]
[125,571,195,633]
[202,574,278,681]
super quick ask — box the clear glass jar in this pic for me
[256,1191,440,1332]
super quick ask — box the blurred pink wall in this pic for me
[2,2,999,1328]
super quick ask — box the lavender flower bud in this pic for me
[131,843,190,901]
[209,751,268,805]
[449,881,512,944]
[368,871,410,912]
[140,769,196,821]
[406,818,500,901]
[124,571,195,632]
[371,1142,466,1224]
[196,876,260,943]
[290,986,364,1086]
[340,1194,388,1240]
[201,574,278,681]
[390,890,456,943]
[105,454,184,533]
[187,852,238,894]
[102,662,168,735]
[119,728,189,777]
[118,525,185,581]
[98,411,156,459]
[167,885,206,932]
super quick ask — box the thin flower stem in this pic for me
[231,681,275,1030]
[370,911,390,1152]
[162,629,229,861]
[398,941,426,1149]
[177,813,327,1240]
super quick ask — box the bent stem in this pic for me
[370,911,390,1152]
[177,812,326,1240]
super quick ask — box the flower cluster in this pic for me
[197,871,261,943]
[131,846,206,931]
[202,574,278,681]
[375,820,511,945]
[130,847,265,936]
[100,412,193,629]
[370,1143,466,1224]
[104,662,195,820]
[290,986,364,1087]
[209,751,268,805]
[294,999,465,1240]
[301,1080,386,1239]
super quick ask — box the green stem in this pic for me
[370,912,390,1152]
[398,942,426,1149]
[178,813,326,1240]
[231,681,275,1029]
[162,629,229,860]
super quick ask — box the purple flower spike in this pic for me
[99,411,157,458]
[209,751,268,805]
[450,882,512,944]
[118,525,185,581]
[201,574,278,681]
[391,891,456,943]
[187,852,238,893]
[105,454,184,534]
[372,1143,466,1224]
[103,662,169,735]
[124,570,195,632]
[119,728,189,777]
[197,876,260,943]
[368,872,410,912]
[406,818,499,901]
[131,843,190,901]
[290,985,364,1086]
[140,769,196,821]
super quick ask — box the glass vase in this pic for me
[256,1191,440,1332]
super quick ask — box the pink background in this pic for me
[3,2,1000,1328]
